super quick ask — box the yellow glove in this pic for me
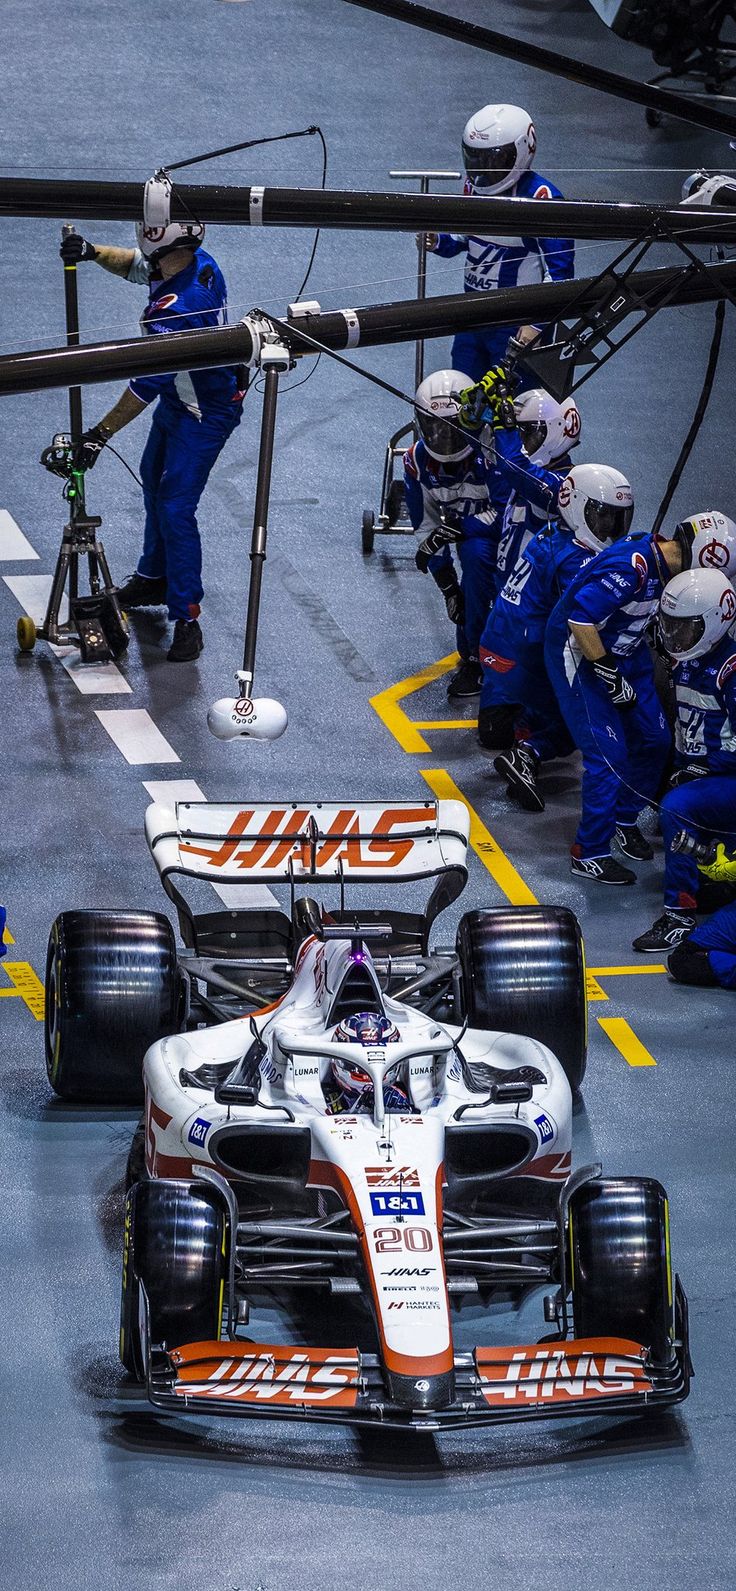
[698,842,736,883]
[478,364,509,399]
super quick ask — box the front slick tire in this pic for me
[45,910,179,1103]
[120,1180,226,1379]
[456,906,587,1092]
[569,1177,674,1361]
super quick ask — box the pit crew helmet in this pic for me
[332,1012,401,1100]
[671,511,736,578]
[415,368,475,462]
[557,463,634,551]
[136,172,205,263]
[514,388,581,466]
[658,568,736,661]
[462,104,536,195]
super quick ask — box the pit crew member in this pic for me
[633,568,736,952]
[417,104,574,381]
[482,467,625,814]
[57,201,244,662]
[325,1013,410,1113]
[668,844,736,989]
[406,368,508,699]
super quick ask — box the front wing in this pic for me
[147,1282,691,1431]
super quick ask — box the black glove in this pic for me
[668,764,708,790]
[60,232,97,264]
[435,566,464,626]
[74,425,108,471]
[591,653,637,710]
[415,517,462,575]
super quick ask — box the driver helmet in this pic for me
[514,387,581,466]
[462,103,536,195]
[557,463,634,551]
[136,173,205,263]
[658,568,736,662]
[671,511,736,578]
[332,1012,400,1101]
[415,368,475,463]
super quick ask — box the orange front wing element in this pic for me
[475,1338,652,1407]
[167,1340,360,1408]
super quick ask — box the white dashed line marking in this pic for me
[5,573,131,695]
[142,777,280,909]
[0,510,39,560]
[96,709,180,765]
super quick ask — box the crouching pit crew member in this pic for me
[633,568,736,953]
[668,843,736,989]
[58,182,245,662]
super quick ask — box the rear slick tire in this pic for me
[45,910,180,1103]
[456,905,587,1092]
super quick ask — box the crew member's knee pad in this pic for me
[478,704,517,750]
[667,940,718,987]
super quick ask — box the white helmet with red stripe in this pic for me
[462,104,536,195]
[671,511,736,577]
[514,388,581,466]
[557,463,634,550]
[659,569,736,661]
[136,172,205,262]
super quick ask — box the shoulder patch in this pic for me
[532,183,552,200]
[198,264,215,289]
[717,653,736,689]
[631,549,649,588]
[151,293,178,312]
[404,445,419,478]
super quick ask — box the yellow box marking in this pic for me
[598,1016,657,1068]
[585,973,608,1002]
[413,719,479,731]
[2,961,45,1021]
[370,652,459,754]
[421,768,538,907]
[588,964,667,977]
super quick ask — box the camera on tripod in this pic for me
[40,432,76,480]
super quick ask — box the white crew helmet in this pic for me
[671,511,736,577]
[414,368,475,462]
[681,171,736,207]
[557,464,634,551]
[136,173,205,262]
[659,569,736,662]
[462,104,536,195]
[514,388,581,466]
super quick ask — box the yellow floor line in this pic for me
[370,652,459,753]
[2,961,45,1021]
[2,924,15,945]
[598,1016,657,1067]
[421,768,538,906]
[588,964,667,976]
[586,974,608,1002]
[414,719,478,731]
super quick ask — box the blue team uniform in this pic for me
[657,634,736,910]
[404,439,507,659]
[480,523,593,761]
[128,246,244,621]
[544,534,672,857]
[684,901,736,989]
[432,171,575,381]
[489,426,573,599]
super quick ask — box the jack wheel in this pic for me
[362,510,376,555]
[17,615,37,652]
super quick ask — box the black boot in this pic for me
[115,572,168,609]
[493,744,544,812]
[447,660,483,700]
[167,618,203,662]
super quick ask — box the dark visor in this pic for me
[417,410,465,456]
[584,499,634,543]
[462,139,518,187]
[518,420,547,456]
[659,612,705,654]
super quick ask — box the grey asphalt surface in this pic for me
[1,2,735,1587]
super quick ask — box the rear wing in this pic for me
[146,798,469,903]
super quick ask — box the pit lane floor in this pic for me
[2,1,735,1586]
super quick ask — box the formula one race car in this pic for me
[45,799,691,1430]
